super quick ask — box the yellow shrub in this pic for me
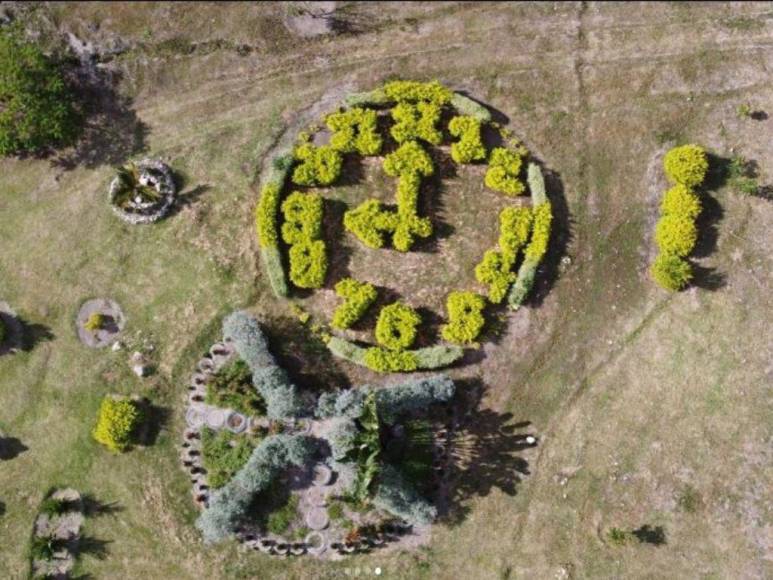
[651,253,692,291]
[525,202,552,261]
[93,397,141,453]
[441,291,486,345]
[448,116,486,164]
[663,144,708,187]
[383,80,453,104]
[485,147,526,196]
[326,107,382,156]
[660,184,701,220]
[655,214,697,257]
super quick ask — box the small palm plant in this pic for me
[111,162,163,209]
[30,534,67,561]
[346,392,381,507]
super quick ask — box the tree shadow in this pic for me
[413,147,457,253]
[0,436,28,460]
[690,263,726,291]
[17,317,55,353]
[77,535,111,560]
[80,494,124,518]
[440,378,535,525]
[135,400,171,447]
[0,501,5,516]
[750,110,768,121]
[526,165,573,308]
[632,524,667,546]
[52,65,149,170]
[323,198,354,283]
[692,190,723,259]
[165,184,211,219]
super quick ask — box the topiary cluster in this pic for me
[383,79,453,104]
[291,142,342,186]
[448,116,486,164]
[390,101,443,144]
[326,336,463,374]
[364,347,419,373]
[441,291,486,345]
[331,278,377,330]
[92,396,142,453]
[374,302,421,351]
[281,191,327,289]
[326,107,383,156]
[650,144,707,291]
[485,146,527,196]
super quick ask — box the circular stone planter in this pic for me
[205,408,226,429]
[76,299,125,348]
[305,531,326,555]
[225,411,248,434]
[109,159,176,225]
[197,357,215,373]
[306,508,329,531]
[311,464,333,487]
[273,543,290,556]
[185,408,205,428]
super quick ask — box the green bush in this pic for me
[92,397,142,453]
[655,214,697,257]
[524,202,553,261]
[205,358,266,416]
[326,335,369,366]
[255,183,281,248]
[390,101,443,144]
[281,191,323,244]
[373,464,436,525]
[201,428,256,488]
[527,162,548,205]
[0,27,79,156]
[450,93,492,122]
[291,142,342,186]
[475,249,515,304]
[383,80,453,104]
[375,375,455,424]
[375,303,422,350]
[326,107,382,155]
[30,534,67,562]
[326,417,360,460]
[413,345,464,368]
[507,257,538,309]
[383,140,434,178]
[448,116,486,164]
[651,253,692,291]
[332,278,377,329]
[441,291,486,345]
[485,147,526,196]
[343,199,399,249]
[266,492,300,535]
[393,173,432,251]
[663,144,708,187]
[661,184,701,220]
[288,239,327,288]
[499,205,533,260]
[364,347,419,373]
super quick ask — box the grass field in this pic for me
[0,2,771,579]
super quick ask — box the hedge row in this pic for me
[383,80,453,104]
[508,164,553,309]
[196,434,316,543]
[331,277,377,330]
[291,142,342,187]
[441,291,486,345]
[326,336,463,373]
[485,146,526,196]
[326,107,383,156]
[281,191,327,289]
[448,115,486,164]
[223,311,304,418]
[651,144,707,291]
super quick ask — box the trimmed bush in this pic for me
[0,27,79,156]
[222,312,304,419]
[475,249,514,304]
[383,80,453,104]
[92,397,142,453]
[344,87,389,108]
[485,147,526,196]
[390,101,443,145]
[261,246,288,297]
[255,183,281,248]
[364,347,419,373]
[661,184,701,220]
[527,161,548,205]
[499,206,533,259]
[413,344,464,368]
[332,278,377,329]
[375,374,455,424]
[448,116,486,164]
[196,434,316,543]
[441,291,486,345]
[292,142,342,186]
[344,199,399,249]
[651,253,693,291]
[205,358,265,416]
[663,144,708,187]
[373,463,436,525]
[281,191,323,244]
[327,335,369,365]
[655,215,697,257]
[288,239,327,288]
[375,303,422,350]
[383,140,434,178]
[450,93,492,121]
[326,107,382,155]
[524,202,553,261]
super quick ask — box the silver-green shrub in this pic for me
[373,463,437,525]
[325,417,359,460]
[375,375,455,424]
[413,345,465,369]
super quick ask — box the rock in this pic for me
[132,364,151,377]
[112,341,123,351]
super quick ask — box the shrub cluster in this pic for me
[524,202,553,261]
[223,311,304,419]
[373,463,437,526]
[390,101,443,145]
[196,434,316,543]
[92,397,142,453]
[291,142,342,186]
[650,144,706,291]
[499,206,534,259]
[450,92,492,122]
[281,191,327,289]
[412,344,464,368]
[485,147,526,196]
[326,107,382,156]
[441,291,486,345]
[201,427,256,488]
[331,278,377,330]
[383,80,453,104]
[326,417,359,460]
[475,250,513,304]
[205,358,265,416]
[375,302,422,351]
[448,116,486,164]
[326,336,463,373]
[256,183,281,248]
[343,199,399,249]
[364,347,419,373]
[375,375,455,424]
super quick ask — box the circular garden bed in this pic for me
[76,298,125,348]
[108,158,176,224]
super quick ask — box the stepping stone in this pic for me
[306,508,329,531]
[312,464,333,486]
[185,408,205,428]
[206,409,226,429]
[305,531,327,555]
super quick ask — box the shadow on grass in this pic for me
[632,524,667,546]
[81,494,124,518]
[440,378,536,526]
[136,400,172,447]
[0,436,28,460]
[16,317,55,353]
[77,535,111,560]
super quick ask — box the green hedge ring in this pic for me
[254,80,554,373]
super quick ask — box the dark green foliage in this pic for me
[346,392,381,506]
[200,427,257,488]
[0,27,79,155]
[30,535,67,561]
[205,359,266,416]
[373,463,436,525]
[39,497,73,517]
[110,162,163,209]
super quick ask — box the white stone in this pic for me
[112,341,123,351]
[132,364,150,377]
